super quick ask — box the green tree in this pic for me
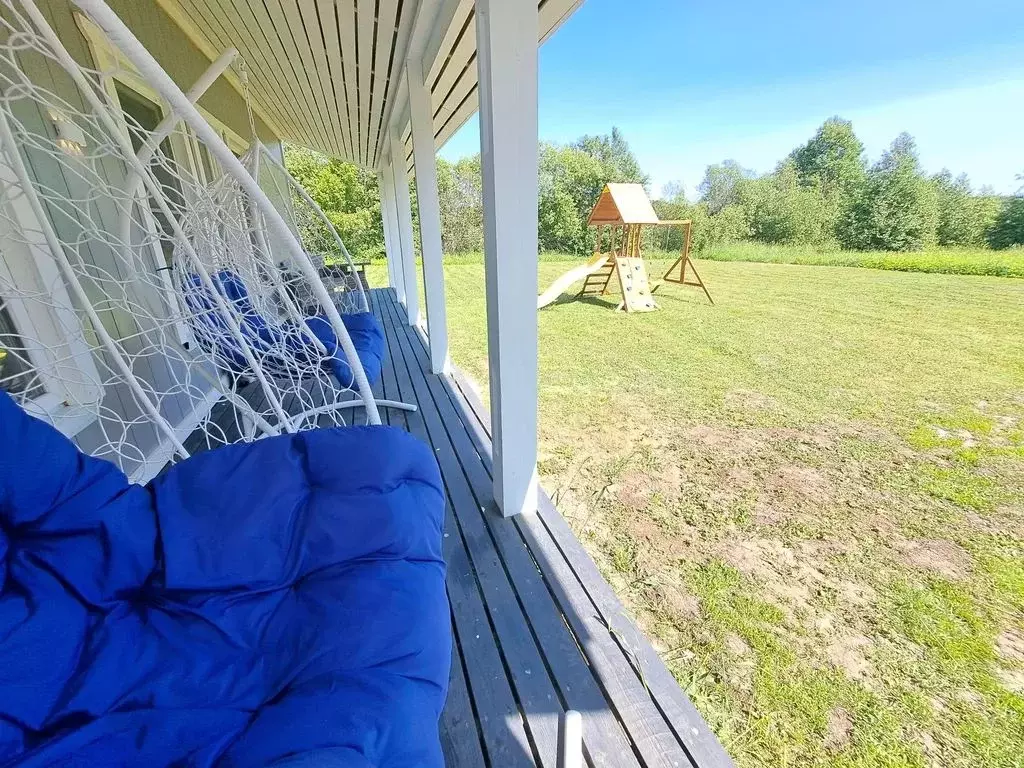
[572,127,649,187]
[791,117,866,196]
[698,160,754,214]
[284,145,383,258]
[738,160,833,245]
[933,170,1002,247]
[988,197,1024,249]
[789,117,866,241]
[436,155,483,253]
[839,133,937,251]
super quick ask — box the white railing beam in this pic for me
[476,0,540,518]
[379,161,405,301]
[407,57,449,374]
[389,129,420,327]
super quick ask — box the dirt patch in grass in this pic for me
[995,628,1024,664]
[826,632,873,681]
[896,538,973,579]
[615,468,655,510]
[664,585,701,620]
[824,707,854,751]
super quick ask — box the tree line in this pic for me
[285,119,1024,260]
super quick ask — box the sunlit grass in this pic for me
[652,242,1024,278]
[367,256,1024,767]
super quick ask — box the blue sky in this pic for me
[439,0,1024,198]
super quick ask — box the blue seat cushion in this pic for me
[183,270,385,388]
[0,391,450,766]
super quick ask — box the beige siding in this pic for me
[43,0,276,143]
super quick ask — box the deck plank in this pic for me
[381,291,573,768]
[376,291,537,768]
[385,291,694,768]
[386,299,645,768]
[440,624,489,768]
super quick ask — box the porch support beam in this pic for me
[389,129,420,326]
[378,163,405,302]
[476,0,539,518]
[407,57,449,374]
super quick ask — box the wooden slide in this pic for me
[537,253,610,309]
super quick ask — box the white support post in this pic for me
[380,161,407,303]
[407,58,449,374]
[378,168,400,296]
[476,0,539,518]
[389,130,420,327]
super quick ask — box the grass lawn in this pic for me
[669,242,1024,278]
[371,257,1024,767]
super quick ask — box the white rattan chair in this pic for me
[0,0,388,480]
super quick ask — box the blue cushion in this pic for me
[0,391,450,765]
[183,271,385,388]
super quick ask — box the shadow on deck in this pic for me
[187,287,733,768]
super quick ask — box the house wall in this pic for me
[45,0,277,143]
[0,0,282,480]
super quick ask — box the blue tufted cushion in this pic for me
[0,391,449,766]
[182,271,385,389]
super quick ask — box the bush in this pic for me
[838,135,937,251]
[436,156,483,254]
[988,197,1024,250]
[738,161,836,246]
[933,171,1002,248]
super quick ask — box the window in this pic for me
[86,29,250,348]
[114,82,184,262]
[0,143,103,436]
[0,304,43,399]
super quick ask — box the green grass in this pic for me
[369,256,1024,767]
[668,242,1024,278]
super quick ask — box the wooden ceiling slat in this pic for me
[335,0,361,163]
[175,0,299,138]
[245,0,334,153]
[270,0,343,155]
[367,0,400,169]
[296,0,350,157]
[355,0,377,165]
[219,0,311,133]
[432,51,473,123]
[429,11,473,116]
[152,0,581,166]
[315,0,357,157]
[203,0,313,142]
[425,0,472,93]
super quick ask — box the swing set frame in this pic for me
[651,219,714,305]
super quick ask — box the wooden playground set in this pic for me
[537,183,713,312]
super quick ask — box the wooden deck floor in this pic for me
[189,287,732,768]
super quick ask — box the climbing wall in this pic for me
[615,257,657,312]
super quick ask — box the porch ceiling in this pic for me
[151,0,583,169]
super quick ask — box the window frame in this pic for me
[75,11,251,348]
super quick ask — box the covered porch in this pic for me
[104,0,736,762]
[0,0,733,763]
[190,286,731,768]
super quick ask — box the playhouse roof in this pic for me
[587,183,660,225]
